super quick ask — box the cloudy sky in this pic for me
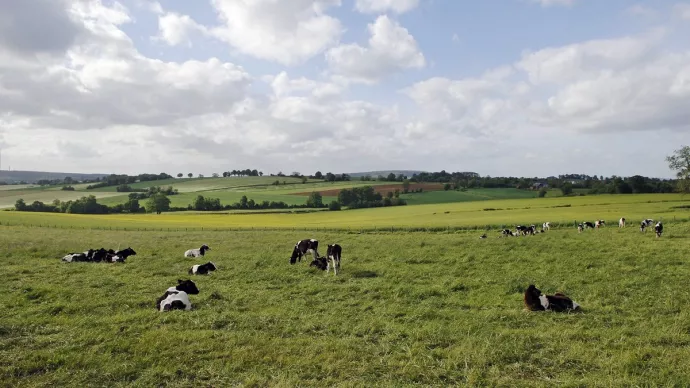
[1,0,689,178]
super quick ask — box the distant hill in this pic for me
[347,170,427,178]
[0,170,110,184]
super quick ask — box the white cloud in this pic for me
[156,12,205,47]
[208,0,343,65]
[531,0,576,6]
[354,0,420,14]
[326,15,425,83]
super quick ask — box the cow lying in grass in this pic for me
[156,279,200,312]
[189,262,217,275]
[309,244,343,275]
[185,244,210,258]
[524,284,580,312]
[62,247,136,263]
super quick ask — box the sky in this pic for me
[0,0,689,178]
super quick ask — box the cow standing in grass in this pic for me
[290,239,320,264]
[619,218,626,228]
[655,222,663,238]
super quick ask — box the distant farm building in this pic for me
[532,182,548,190]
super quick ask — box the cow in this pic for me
[105,247,137,263]
[326,244,342,275]
[501,229,515,237]
[595,220,605,229]
[640,219,654,232]
[515,225,527,235]
[577,223,583,233]
[189,262,217,275]
[156,279,200,312]
[185,244,210,258]
[290,239,320,264]
[62,252,89,262]
[619,217,626,228]
[543,222,551,231]
[479,234,488,239]
[524,284,580,312]
[655,222,663,238]
[309,257,328,271]
[583,222,595,230]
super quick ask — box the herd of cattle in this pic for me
[60,218,665,313]
[490,218,663,238]
[61,239,343,312]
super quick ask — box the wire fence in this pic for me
[0,216,687,234]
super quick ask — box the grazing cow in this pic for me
[290,239,320,264]
[524,284,580,312]
[309,257,328,271]
[577,223,583,233]
[543,222,551,231]
[501,229,515,237]
[156,279,200,312]
[655,222,663,238]
[479,234,488,239]
[640,219,654,232]
[595,220,605,229]
[185,244,210,258]
[189,261,217,275]
[326,244,342,275]
[583,222,595,230]
[515,225,527,235]
[619,217,626,228]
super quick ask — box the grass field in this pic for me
[400,188,539,205]
[2,193,688,231]
[2,223,690,386]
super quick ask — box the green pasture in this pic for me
[97,192,338,208]
[2,224,690,386]
[1,194,688,231]
[0,190,124,209]
[401,188,539,205]
[81,176,316,193]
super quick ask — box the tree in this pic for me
[240,195,248,209]
[188,173,193,178]
[314,171,323,179]
[145,193,171,214]
[124,198,140,213]
[387,173,396,182]
[667,145,690,194]
[561,182,573,196]
[538,188,547,198]
[15,198,27,211]
[306,192,323,208]
[177,173,183,178]
[443,183,451,191]
[212,173,219,178]
[328,201,341,211]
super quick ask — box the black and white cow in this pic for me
[185,244,210,258]
[524,284,580,312]
[501,229,515,237]
[156,279,200,312]
[62,252,89,262]
[189,261,217,275]
[583,221,595,230]
[290,239,320,264]
[515,225,527,235]
[543,222,551,231]
[655,221,663,238]
[577,223,584,233]
[326,244,342,275]
[595,220,605,229]
[479,233,488,239]
[309,257,328,271]
[640,219,654,232]
[104,247,137,263]
[619,217,626,228]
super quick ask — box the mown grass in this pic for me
[2,224,690,386]
[2,193,688,231]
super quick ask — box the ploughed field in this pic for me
[2,223,690,387]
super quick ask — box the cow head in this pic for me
[206,262,217,271]
[524,285,546,311]
[176,279,199,294]
[289,246,300,264]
